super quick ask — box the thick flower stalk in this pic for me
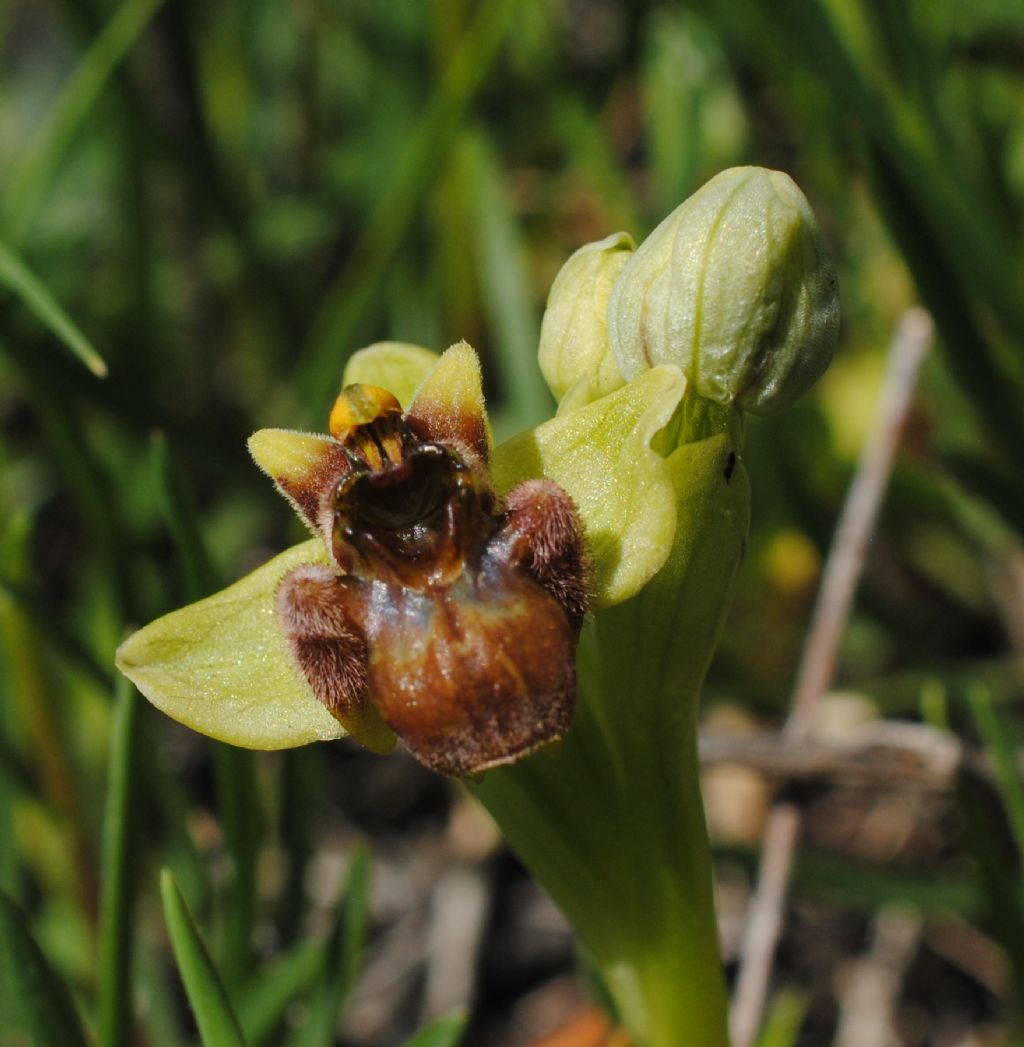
[115,167,839,1046]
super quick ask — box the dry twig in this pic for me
[699,721,964,791]
[729,308,934,1047]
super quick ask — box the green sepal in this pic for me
[341,342,439,408]
[116,540,345,749]
[492,364,687,608]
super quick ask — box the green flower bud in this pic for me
[538,231,635,412]
[608,166,840,415]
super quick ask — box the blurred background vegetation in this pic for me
[3,0,1024,1044]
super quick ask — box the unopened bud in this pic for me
[608,167,839,415]
[539,232,635,411]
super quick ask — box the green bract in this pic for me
[115,342,686,749]
[608,165,840,415]
[494,364,684,607]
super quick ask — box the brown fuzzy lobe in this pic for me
[275,563,368,717]
[500,480,590,633]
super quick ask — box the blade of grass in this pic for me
[135,919,187,1047]
[0,508,25,901]
[715,845,980,917]
[959,768,1024,1007]
[297,0,517,417]
[160,869,248,1047]
[0,678,17,899]
[2,0,166,242]
[0,239,107,377]
[866,144,1024,464]
[236,939,323,1046]
[149,432,218,600]
[0,889,89,1047]
[97,672,141,1047]
[0,594,100,925]
[2,334,132,621]
[278,747,324,944]
[160,2,299,354]
[399,1012,469,1047]
[755,990,807,1047]
[773,0,1024,343]
[150,433,260,986]
[967,685,1024,865]
[290,846,372,1047]
[460,129,551,432]
[212,746,260,986]
[642,10,703,216]
[0,571,115,692]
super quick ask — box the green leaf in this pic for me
[551,94,642,236]
[959,769,1024,1005]
[756,989,808,1047]
[399,1011,468,1047]
[291,846,372,1047]
[98,673,141,1047]
[3,0,166,241]
[116,540,345,749]
[0,236,107,377]
[967,686,1024,866]
[460,129,551,431]
[0,889,89,1047]
[297,0,519,417]
[0,570,115,692]
[160,869,247,1047]
[237,940,323,1046]
[150,432,219,601]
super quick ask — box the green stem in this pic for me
[475,422,748,1046]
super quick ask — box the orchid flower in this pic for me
[116,166,839,1046]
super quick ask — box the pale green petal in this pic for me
[493,365,686,608]
[116,540,346,749]
[342,342,439,408]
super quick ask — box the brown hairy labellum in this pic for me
[273,380,588,777]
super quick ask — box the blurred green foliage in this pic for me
[2,0,1024,1042]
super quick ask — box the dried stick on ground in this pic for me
[728,308,934,1047]
[699,721,964,791]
